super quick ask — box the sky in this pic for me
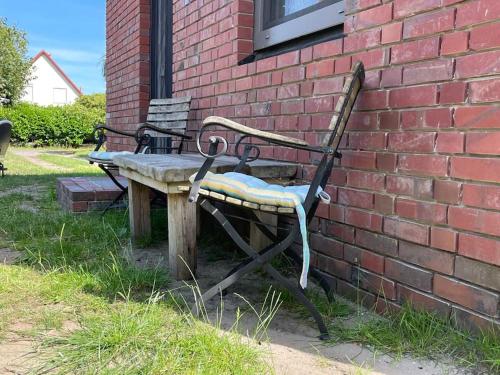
[1,1,106,94]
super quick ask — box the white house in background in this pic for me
[22,50,82,106]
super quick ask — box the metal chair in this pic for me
[188,62,365,339]
[88,97,192,212]
[0,120,12,177]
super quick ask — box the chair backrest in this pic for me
[322,61,365,149]
[146,96,192,133]
[0,120,12,160]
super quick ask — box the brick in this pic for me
[401,108,453,130]
[374,194,395,215]
[336,279,377,309]
[312,39,343,59]
[451,156,500,183]
[384,217,429,245]
[393,0,440,18]
[452,306,500,334]
[338,188,374,209]
[305,97,334,113]
[439,82,467,104]
[349,131,386,151]
[356,90,388,110]
[306,60,335,79]
[353,3,392,30]
[456,0,500,28]
[341,151,377,170]
[470,22,500,51]
[398,285,451,317]
[344,244,385,274]
[403,60,453,85]
[434,275,499,316]
[455,256,500,291]
[449,206,500,237]
[347,170,385,191]
[434,180,462,205]
[381,67,402,88]
[326,222,355,244]
[385,258,433,292]
[463,183,500,210]
[381,22,403,44]
[376,153,397,172]
[355,268,396,300]
[386,175,433,199]
[282,66,305,83]
[277,84,299,100]
[436,133,465,154]
[281,99,304,114]
[344,29,381,53]
[391,37,439,64]
[454,106,500,129]
[335,56,352,74]
[355,229,398,256]
[389,85,437,108]
[387,132,435,153]
[310,233,344,259]
[379,111,399,130]
[345,208,383,233]
[330,203,345,222]
[353,48,389,69]
[466,132,500,155]
[313,77,344,95]
[441,31,469,56]
[458,233,500,267]
[318,254,352,280]
[276,50,299,68]
[396,198,447,224]
[398,154,448,177]
[399,241,454,274]
[403,9,454,39]
[431,227,457,252]
[456,51,500,79]
[470,78,500,103]
[256,57,276,73]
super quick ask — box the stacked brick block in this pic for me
[106,0,500,331]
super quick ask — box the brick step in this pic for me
[56,177,128,212]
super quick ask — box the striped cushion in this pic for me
[191,171,322,288]
[88,151,133,162]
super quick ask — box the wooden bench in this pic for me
[113,153,297,280]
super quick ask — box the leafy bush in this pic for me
[0,102,104,146]
[75,93,106,112]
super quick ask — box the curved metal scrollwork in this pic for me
[196,125,228,158]
[235,135,261,162]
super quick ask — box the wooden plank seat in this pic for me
[188,62,365,340]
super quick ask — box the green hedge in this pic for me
[0,102,104,146]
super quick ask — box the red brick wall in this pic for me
[107,0,500,331]
[106,0,151,150]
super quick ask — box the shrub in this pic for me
[75,93,106,112]
[0,102,104,146]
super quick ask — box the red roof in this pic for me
[32,50,83,96]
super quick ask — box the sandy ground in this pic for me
[130,244,469,375]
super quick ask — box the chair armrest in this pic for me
[202,116,310,149]
[94,124,137,138]
[136,122,192,140]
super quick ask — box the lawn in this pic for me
[0,146,498,374]
[0,146,270,374]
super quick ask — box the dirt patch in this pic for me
[0,249,22,265]
[130,243,469,375]
[10,149,69,171]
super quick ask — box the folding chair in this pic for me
[88,97,192,213]
[188,62,364,339]
[0,120,12,177]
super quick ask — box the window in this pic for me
[254,0,345,51]
[53,88,67,104]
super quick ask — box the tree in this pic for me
[0,18,32,104]
[75,93,106,112]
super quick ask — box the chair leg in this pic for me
[195,199,330,339]
[101,188,128,216]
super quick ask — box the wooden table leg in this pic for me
[250,212,278,251]
[128,179,151,241]
[167,192,197,280]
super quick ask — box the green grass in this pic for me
[0,146,271,374]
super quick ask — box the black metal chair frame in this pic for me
[188,62,365,339]
[0,120,12,177]
[90,123,192,213]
